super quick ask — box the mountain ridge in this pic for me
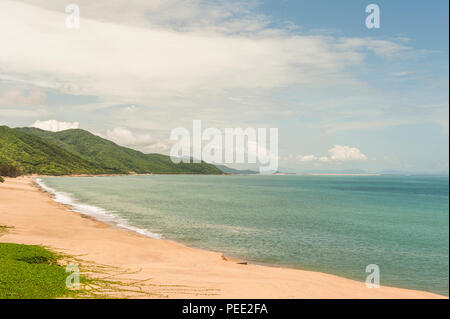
[1,126,224,176]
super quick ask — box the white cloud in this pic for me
[0,0,405,103]
[328,145,368,161]
[104,127,155,146]
[0,0,425,141]
[0,88,45,106]
[297,145,368,163]
[141,141,170,154]
[16,0,265,34]
[336,38,410,57]
[102,127,169,153]
[297,155,317,162]
[30,120,79,132]
[1,0,444,173]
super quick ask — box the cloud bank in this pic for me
[1,0,446,172]
[30,120,79,132]
[0,88,46,106]
[100,127,169,153]
[0,0,407,103]
[297,145,368,163]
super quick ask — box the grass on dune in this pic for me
[0,235,161,299]
[0,243,75,299]
[0,241,175,299]
[0,225,165,299]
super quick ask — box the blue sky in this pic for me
[0,0,448,173]
[259,0,448,49]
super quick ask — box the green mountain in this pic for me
[215,165,258,175]
[0,126,108,175]
[0,126,224,176]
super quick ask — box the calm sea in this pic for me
[39,175,449,295]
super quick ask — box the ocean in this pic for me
[38,175,449,296]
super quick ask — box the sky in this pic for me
[0,0,448,173]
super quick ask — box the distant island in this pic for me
[0,125,225,176]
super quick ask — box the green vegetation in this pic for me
[0,242,75,299]
[0,164,22,177]
[0,242,155,298]
[0,125,224,176]
[0,226,162,298]
[0,176,4,183]
[0,126,109,176]
[0,243,165,298]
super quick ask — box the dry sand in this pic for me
[0,176,446,298]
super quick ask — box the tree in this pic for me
[0,165,22,177]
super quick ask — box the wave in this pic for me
[33,178,162,239]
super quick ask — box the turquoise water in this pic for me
[40,175,449,296]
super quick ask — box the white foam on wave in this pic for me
[33,178,162,239]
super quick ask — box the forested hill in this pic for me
[0,126,224,176]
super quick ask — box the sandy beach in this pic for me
[0,176,446,299]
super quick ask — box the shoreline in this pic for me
[0,176,446,298]
[33,177,163,239]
